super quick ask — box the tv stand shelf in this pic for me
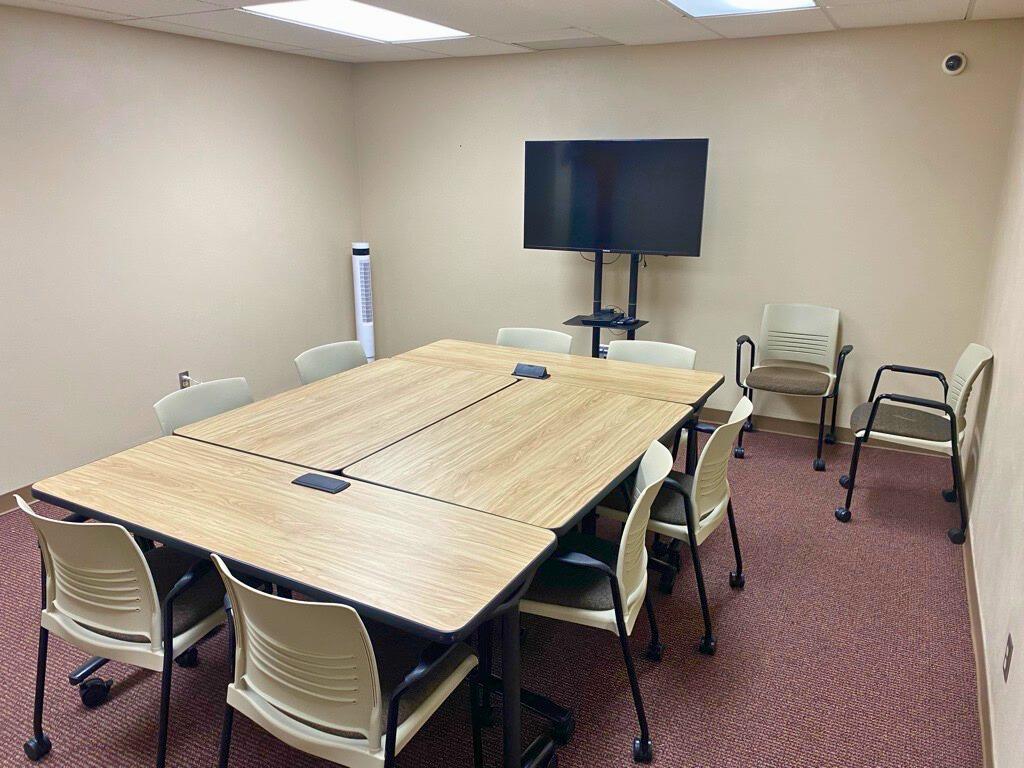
[564,315,648,332]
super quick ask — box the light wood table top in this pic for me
[346,380,691,533]
[175,357,515,473]
[33,437,556,641]
[398,339,724,406]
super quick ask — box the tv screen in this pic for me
[523,138,709,256]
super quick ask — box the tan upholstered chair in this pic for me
[735,303,853,471]
[153,377,253,436]
[496,327,573,354]
[19,498,225,766]
[598,398,751,656]
[520,440,673,764]
[295,340,368,385]
[212,555,482,768]
[835,343,992,544]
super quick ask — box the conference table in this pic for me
[33,338,724,768]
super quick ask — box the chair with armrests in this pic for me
[212,555,483,768]
[735,303,853,471]
[496,327,573,355]
[834,342,993,544]
[520,440,673,764]
[607,339,698,459]
[597,398,751,656]
[153,377,253,436]
[295,340,368,385]
[19,497,226,766]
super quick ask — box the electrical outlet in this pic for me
[1003,633,1013,683]
[178,371,191,389]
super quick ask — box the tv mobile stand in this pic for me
[564,251,647,358]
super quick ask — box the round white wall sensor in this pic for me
[942,52,967,76]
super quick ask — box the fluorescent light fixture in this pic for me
[668,0,816,17]
[241,0,469,43]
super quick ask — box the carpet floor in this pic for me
[0,431,981,767]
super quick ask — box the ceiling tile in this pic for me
[522,35,621,50]
[485,26,593,44]
[352,0,567,39]
[119,16,302,49]
[342,44,448,61]
[699,7,835,37]
[969,0,1024,19]
[69,0,222,17]
[408,37,529,56]
[826,0,969,28]
[1,0,131,20]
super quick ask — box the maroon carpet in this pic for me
[0,432,981,767]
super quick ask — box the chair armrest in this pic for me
[831,345,853,397]
[162,559,214,611]
[867,364,948,401]
[861,393,957,444]
[662,476,687,495]
[551,550,615,578]
[735,335,755,389]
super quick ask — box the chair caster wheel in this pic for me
[644,641,665,662]
[632,736,654,763]
[175,647,199,668]
[730,571,745,589]
[23,735,52,761]
[813,458,826,472]
[948,528,966,545]
[824,433,836,445]
[742,419,754,433]
[552,714,575,745]
[79,677,112,708]
[698,635,717,655]
[839,474,851,489]
[942,488,958,503]
[835,507,851,523]
[733,446,745,459]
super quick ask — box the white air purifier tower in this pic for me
[351,242,375,362]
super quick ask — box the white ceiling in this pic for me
[4,0,1023,62]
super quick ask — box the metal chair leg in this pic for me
[476,621,494,725]
[643,592,664,661]
[610,587,652,763]
[826,393,839,444]
[23,627,52,761]
[726,501,745,589]
[835,436,863,523]
[686,533,716,655]
[948,442,969,545]
[217,705,235,768]
[813,398,827,471]
[156,614,174,768]
[469,674,484,768]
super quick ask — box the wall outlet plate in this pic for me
[178,371,191,389]
[1003,633,1013,683]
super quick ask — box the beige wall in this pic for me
[0,6,361,493]
[352,20,1024,428]
[968,44,1024,767]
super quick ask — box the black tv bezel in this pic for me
[522,137,709,257]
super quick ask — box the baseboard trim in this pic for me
[963,535,994,768]
[0,486,34,517]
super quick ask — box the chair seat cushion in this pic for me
[524,533,619,611]
[85,546,225,643]
[745,366,831,396]
[367,622,475,732]
[599,472,691,527]
[850,401,964,442]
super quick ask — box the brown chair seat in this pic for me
[524,532,620,611]
[745,366,831,396]
[599,472,693,527]
[850,401,964,442]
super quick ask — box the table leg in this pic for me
[502,607,521,768]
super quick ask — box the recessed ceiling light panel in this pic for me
[241,0,469,43]
[668,0,816,17]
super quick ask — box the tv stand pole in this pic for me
[565,250,648,358]
[626,253,640,340]
[591,250,603,357]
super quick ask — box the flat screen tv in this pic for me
[523,138,709,256]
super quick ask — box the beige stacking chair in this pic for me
[735,303,853,471]
[295,340,368,385]
[153,377,253,435]
[20,498,225,766]
[835,343,993,544]
[598,398,751,656]
[520,440,673,764]
[496,326,573,354]
[212,555,483,768]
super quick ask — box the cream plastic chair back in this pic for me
[295,341,368,385]
[946,343,993,423]
[20,498,165,655]
[690,398,753,527]
[607,340,696,370]
[496,327,573,355]
[758,303,839,373]
[618,441,675,614]
[213,556,386,751]
[153,377,253,436]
